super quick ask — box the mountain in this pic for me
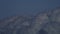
[0,7,60,34]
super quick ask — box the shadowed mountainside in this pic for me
[0,7,60,34]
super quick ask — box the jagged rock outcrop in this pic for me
[0,7,60,34]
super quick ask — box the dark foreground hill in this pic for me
[0,7,60,34]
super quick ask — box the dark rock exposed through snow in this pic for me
[0,7,60,34]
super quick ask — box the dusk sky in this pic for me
[0,0,60,19]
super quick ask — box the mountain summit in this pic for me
[0,7,60,34]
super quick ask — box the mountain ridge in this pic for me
[0,7,60,34]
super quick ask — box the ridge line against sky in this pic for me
[0,0,60,19]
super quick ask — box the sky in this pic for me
[0,0,60,19]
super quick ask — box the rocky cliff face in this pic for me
[0,7,60,34]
